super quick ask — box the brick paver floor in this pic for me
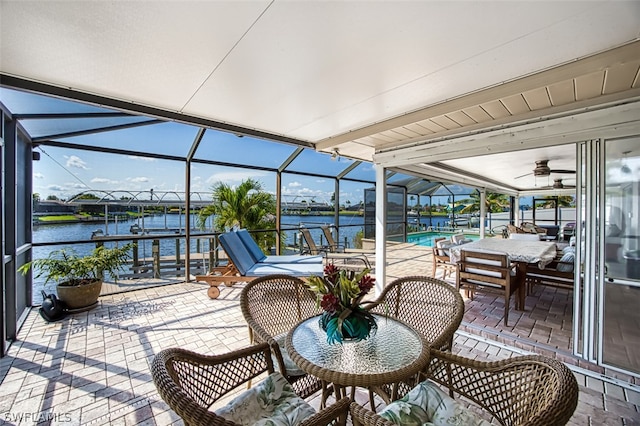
[1,243,638,425]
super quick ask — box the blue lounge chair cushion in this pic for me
[219,231,324,277]
[219,232,258,275]
[235,229,321,264]
[246,262,324,277]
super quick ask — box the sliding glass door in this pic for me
[575,137,640,376]
[601,137,640,374]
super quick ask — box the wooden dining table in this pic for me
[449,238,558,307]
[449,238,558,269]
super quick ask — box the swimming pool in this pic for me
[407,231,480,247]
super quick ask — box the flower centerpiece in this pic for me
[306,263,377,344]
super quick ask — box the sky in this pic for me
[5,86,480,209]
[31,139,377,207]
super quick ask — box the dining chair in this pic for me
[349,349,579,426]
[431,237,457,280]
[239,274,324,399]
[151,342,351,426]
[456,250,522,326]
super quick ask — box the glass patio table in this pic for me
[285,314,430,407]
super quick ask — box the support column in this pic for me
[479,189,486,238]
[375,164,386,295]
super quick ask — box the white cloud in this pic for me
[129,177,150,183]
[65,155,88,169]
[91,177,119,184]
[288,181,302,187]
[127,155,157,162]
[47,185,65,191]
[34,172,44,179]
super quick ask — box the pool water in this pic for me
[407,231,480,247]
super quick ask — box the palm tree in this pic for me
[459,190,510,214]
[197,178,277,251]
[538,195,575,208]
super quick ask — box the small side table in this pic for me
[285,314,430,408]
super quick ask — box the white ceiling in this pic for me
[1,1,640,193]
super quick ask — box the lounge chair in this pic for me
[299,227,372,268]
[320,225,375,255]
[235,229,322,264]
[195,231,324,299]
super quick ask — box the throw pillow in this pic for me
[556,251,575,272]
[379,380,492,426]
[215,372,316,426]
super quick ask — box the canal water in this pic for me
[29,213,452,300]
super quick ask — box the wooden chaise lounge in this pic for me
[194,230,324,299]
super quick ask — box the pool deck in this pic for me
[0,242,638,425]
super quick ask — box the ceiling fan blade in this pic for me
[515,172,533,179]
[549,169,575,174]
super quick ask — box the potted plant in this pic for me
[19,243,134,310]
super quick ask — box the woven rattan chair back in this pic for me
[240,274,324,398]
[425,349,579,426]
[369,276,464,352]
[349,350,579,426]
[152,343,351,426]
[151,344,274,426]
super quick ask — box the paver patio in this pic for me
[1,243,638,425]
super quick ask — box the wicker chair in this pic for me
[349,349,579,426]
[151,343,351,426]
[366,276,464,399]
[240,274,324,399]
[369,276,464,352]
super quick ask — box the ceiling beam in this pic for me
[374,100,640,167]
[315,40,640,151]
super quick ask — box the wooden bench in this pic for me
[526,259,575,291]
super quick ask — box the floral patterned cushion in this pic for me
[379,380,492,426]
[215,372,316,426]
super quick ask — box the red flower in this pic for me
[320,293,340,313]
[323,263,340,285]
[358,275,375,294]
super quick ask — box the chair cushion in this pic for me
[219,232,258,275]
[463,252,515,278]
[215,372,316,426]
[556,251,575,272]
[236,229,322,264]
[379,380,492,426]
[436,239,454,256]
[450,234,466,245]
[247,261,324,277]
[236,229,268,263]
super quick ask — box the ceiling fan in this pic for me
[550,178,576,189]
[515,160,576,179]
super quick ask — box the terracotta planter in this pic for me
[56,280,102,309]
